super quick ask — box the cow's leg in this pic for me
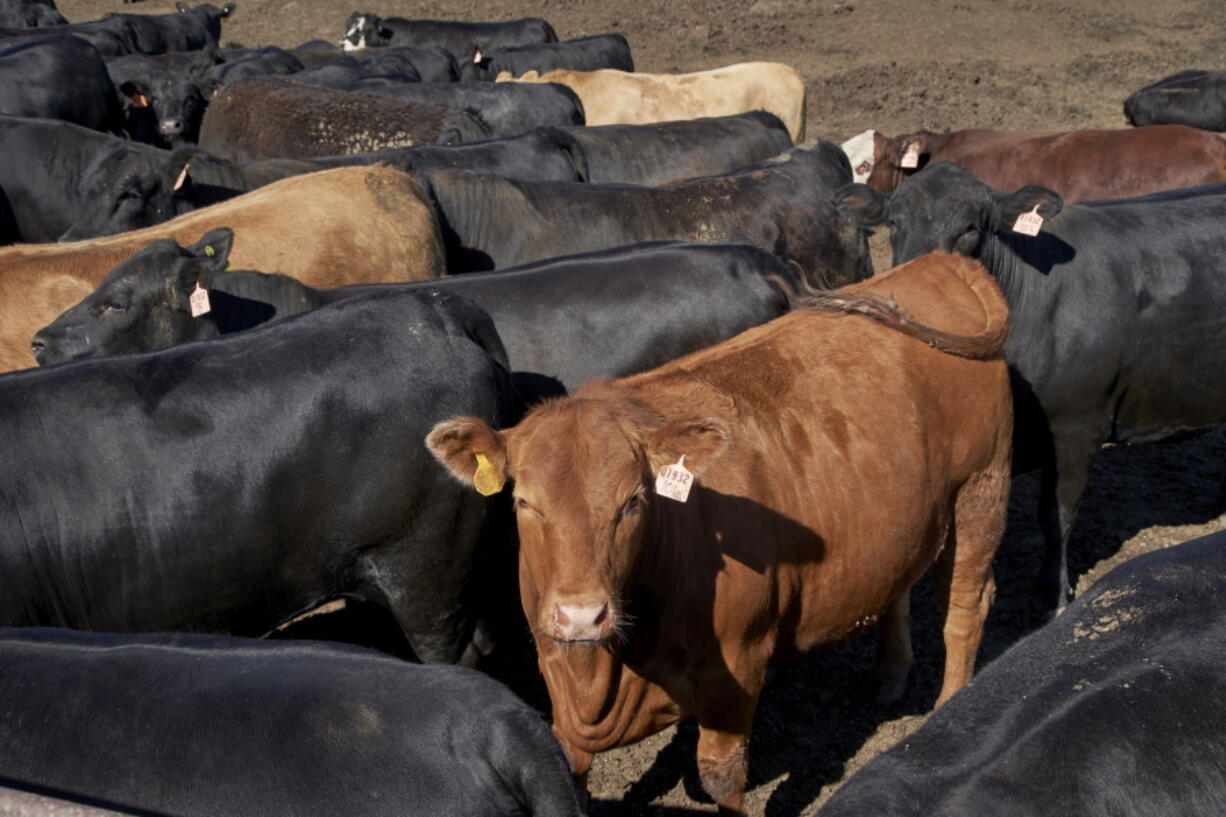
[696,725,751,816]
[875,589,913,704]
[1035,437,1096,619]
[694,670,760,816]
[932,467,1008,706]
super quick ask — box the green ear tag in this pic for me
[473,453,504,496]
[204,245,215,257]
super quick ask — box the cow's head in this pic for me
[58,145,195,242]
[33,228,234,366]
[120,69,210,147]
[840,130,937,192]
[833,161,1063,266]
[342,12,390,51]
[427,393,730,646]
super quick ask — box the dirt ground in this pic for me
[54,0,1226,813]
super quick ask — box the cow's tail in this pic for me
[780,263,1008,360]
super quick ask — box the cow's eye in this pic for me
[103,302,128,314]
[513,496,538,516]
[620,492,645,518]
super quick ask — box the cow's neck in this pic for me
[536,510,701,754]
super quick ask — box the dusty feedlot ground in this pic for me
[55,0,1226,813]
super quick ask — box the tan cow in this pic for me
[0,165,444,372]
[498,62,807,142]
[427,251,1013,815]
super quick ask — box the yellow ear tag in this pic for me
[204,244,234,271]
[473,453,504,496]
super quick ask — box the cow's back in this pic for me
[934,126,1226,202]
[0,165,444,371]
[619,251,1010,649]
[817,530,1226,817]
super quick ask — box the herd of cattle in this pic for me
[1,0,1225,815]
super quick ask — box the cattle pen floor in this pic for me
[56,0,1226,813]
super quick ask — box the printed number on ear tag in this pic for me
[473,453,504,496]
[189,284,211,317]
[1013,205,1044,236]
[655,456,694,503]
[900,142,920,168]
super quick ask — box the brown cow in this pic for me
[498,62,807,142]
[0,165,444,372]
[841,124,1226,202]
[426,251,1013,815]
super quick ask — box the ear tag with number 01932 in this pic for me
[1013,205,1044,236]
[655,455,694,503]
[473,453,504,496]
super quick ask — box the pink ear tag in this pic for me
[173,164,189,191]
[900,142,920,168]
[654,455,694,503]
[473,48,483,64]
[189,284,211,317]
[1012,205,1044,236]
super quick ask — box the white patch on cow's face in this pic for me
[841,130,878,184]
[342,16,368,50]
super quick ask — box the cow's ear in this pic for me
[426,416,510,495]
[995,185,1063,229]
[833,183,888,227]
[167,144,206,192]
[645,417,730,481]
[119,80,150,104]
[198,77,224,100]
[187,227,234,273]
[175,2,189,11]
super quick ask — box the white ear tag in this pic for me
[473,48,483,64]
[189,284,211,317]
[654,455,694,503]
[1012,205,1044,236]
[173,164,189,191]
[900,142,920,168]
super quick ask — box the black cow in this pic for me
[358,43,459,81]
[817,530,1226,817]
[339,78,586,135]
[0,19,133,57]
[0,3,64,26]
[550,111,793,185]
[1,3,231,56]
[289,53,418,85]
[0,115,192,243]
[1125,69,1226,131]
[0,37,123,133]
[0,628,583,817]
[123,1,234,53]
[341,12,557,56]
[3,278,517,665]
[179,127,586,205]
[420,140,871,285]
[834,163,1226,615]
[106,48,218,145]
[197,44,305,97]
[36,233,795,404]
[461,33,633,81]
[287,37,339,66]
